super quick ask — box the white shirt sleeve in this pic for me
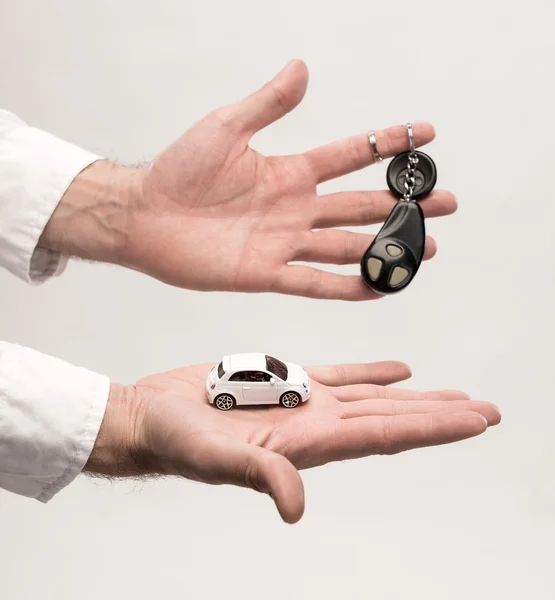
[0,109,101,283]
[0,110,110,501]
[0,343,110,502]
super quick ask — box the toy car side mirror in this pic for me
[270,377,276,385]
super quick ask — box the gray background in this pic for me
[1,0,554,598]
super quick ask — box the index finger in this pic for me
[303,123,435,184]
[306,361,412,387]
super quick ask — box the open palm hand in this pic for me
[117,360,500,523]
[124,60,457,300]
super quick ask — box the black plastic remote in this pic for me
[361,201,425,294]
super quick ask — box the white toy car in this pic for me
[206,353,311,410]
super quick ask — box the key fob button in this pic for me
[366,257,383,281]
[389,266,410,287]
[386,151,437,200]
[386,244,403,257]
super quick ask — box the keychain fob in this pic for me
[361,200,426,294]
[361,126,437,295]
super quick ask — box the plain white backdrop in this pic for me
[1,0,554,598]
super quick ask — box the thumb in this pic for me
[228,59,309,136]
[243,446,305,524]
[209,437,305,523]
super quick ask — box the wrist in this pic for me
[85,382,148,477]
[39,161,145,265]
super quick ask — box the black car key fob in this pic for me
[361,201,426,294]
[361,124,437,295]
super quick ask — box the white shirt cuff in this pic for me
[0,342,110,502]
[0,110,101,284]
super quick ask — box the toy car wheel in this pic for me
[280,391,301,408]
[214,394,235,411]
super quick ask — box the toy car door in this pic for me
[241,371,277,404]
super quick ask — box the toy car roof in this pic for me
[224,353,268,372]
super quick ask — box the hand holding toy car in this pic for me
[87,359,500,524]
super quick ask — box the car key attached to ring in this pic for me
[361,123,437,295]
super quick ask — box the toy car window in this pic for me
[265,355,288,381]
[247,371,271,383]
[229,371,247,382]
[217,362,225,379]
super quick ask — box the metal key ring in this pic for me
[406,122,416,154]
